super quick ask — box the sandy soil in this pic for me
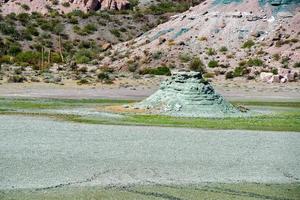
[1,115,299,189]
[0,79,299,101]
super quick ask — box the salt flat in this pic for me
[0,115,299,189]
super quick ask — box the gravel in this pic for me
[0,115,300,189]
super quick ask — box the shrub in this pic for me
[0,55,13,64]
[152,51,163,60]
[110,29,121,38]
[219,46,228,52]
[293,62,300,68]
[15,51,41,66]
[225,71,234,79]
[21,4,30,11]
[207,48,216,56]
[208,60,218,68]
[25,25,39,36]
[233,66,247,77]
[179,53,191,63]
[189,57,205,73]
[74,49,94,64]
[62,2,70,7]
[0,22,19,38]
[242,39,255,48]
[139,66,171,76]
[8,75,26,83]
[83,24,97,34]
[247,58,263,67]
[273,53,280,61]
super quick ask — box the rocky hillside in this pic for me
[100,0,300,83]
[0,0,131,15]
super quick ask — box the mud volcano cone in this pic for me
[136,71,243,117]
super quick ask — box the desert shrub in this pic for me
[247,58,263,67]
[0,55,13,64]
[242,39,255,49]
[219,46,228,52]
[74,49,94,64]
[69,16,78,24]
[208,60,218,68]
[83,24,97,33]
[101,66,114,73]
[7,42,22,56]
[51,52,62,63]
[110,29,121,38]
[203,72,215,78]
[0,22,19,38]
[147,1,189,15]
[139,66,171,76]
[273,53,280,61]
[8,75,26,83]
[225,71,234,79]
[25,25,39,36]
[127,60,138,72]
[179,53,191,63]
[97,72,109,80]
[152,51,163,60]
[198,36,207,41]
[233,66,247,77]
[15,51,41,66]
[16,13,30,24]
[77,78,89,85]
[207,48,216,56]
[21,4,30,11]
[189,57,205,73]
[293,62,300,68]
[291,38,299,43]
[271,68,278,75]
[98,72,114,84]
[62,2,70,7]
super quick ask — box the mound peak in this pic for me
[135,71,244,117]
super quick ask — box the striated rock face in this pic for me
[0,0,130,15]
[135,71,244,117]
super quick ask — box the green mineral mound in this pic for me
[136,71,247,118]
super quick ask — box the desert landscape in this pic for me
[0,0,300,199]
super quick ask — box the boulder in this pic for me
[260,72,273,82]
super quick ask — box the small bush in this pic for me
[225,71,234,79]
[219,46,228,52]
[179,53,191,63]
[152,51,163,60]
[15,51,41,66]
[139,66,171,76]
[207,48,216,56]
[21,4,30,11]
[8,75,26,83]
[242,39,255,49]
[293,62,300,68]
[189,57,205,73]
[208,60,218,68]
[110,29,121,38]
[62,2,70,7]
[273,53,280,61]
[233,66,247,77]
[247,58,263,67]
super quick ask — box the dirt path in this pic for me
[1,115,299,189]
[0,81,299,101]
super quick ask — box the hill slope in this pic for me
[100,0,300,82]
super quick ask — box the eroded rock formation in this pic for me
[135,71,244,117]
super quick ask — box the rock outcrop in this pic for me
[135,71,244,117]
